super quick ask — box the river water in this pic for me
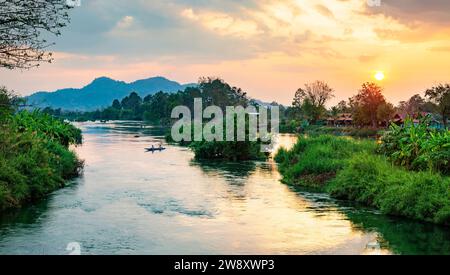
[0,121,449,255]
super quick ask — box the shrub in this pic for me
[12,110,82,146]
[327,153,450,225]
[0,110,83,211]
[190,140,267,161]
[378,118,450,175]
[276,134,450,225]
[275,135,375,187]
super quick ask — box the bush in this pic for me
[378,118,450,175]
[12,110,82,146]
[275,134,450,225]
[327,153,450,225]
[0,109,83,211]
[190,140,267,161]
[275,135,375,188]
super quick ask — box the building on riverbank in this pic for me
[392,112,444,129]
[327,113,353,127]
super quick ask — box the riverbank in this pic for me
[275,135,450,226]
[0,110,83,211]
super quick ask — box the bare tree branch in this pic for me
[0,0,72,70]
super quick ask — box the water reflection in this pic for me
[344,208,450,255]
[0,121,448,255]
[191,161,257,185]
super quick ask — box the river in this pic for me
[0,121,449,255]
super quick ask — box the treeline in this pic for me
[46,78,450,133]
[282,81,449,131]
[0,87,83,211]
[47,77,250,124]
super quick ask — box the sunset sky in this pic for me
[1,0,450,105]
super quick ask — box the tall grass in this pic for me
[275,135,450,225]
[327,154,450,225]
[275,135,375,189]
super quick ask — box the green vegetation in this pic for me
[327,154,450,225]
[12,110,82,147]
[425,84,450,129]
[349,82,394,128]
[189,118,269,161]
[190,140,266,161]
[284,81,448,134]
[47,77,249,125]
[275,129,450,225]
[0,88,82,211]
[292,81,334,124]
[48,77,266,161]
[378,118,450,175]
[275,135,375,190]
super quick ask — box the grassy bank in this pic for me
[275,135,450,226]
[0,109,83,211]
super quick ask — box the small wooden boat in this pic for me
[145,147,167,152]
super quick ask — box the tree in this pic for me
[0,0,72,69]
[350,82,387,128]
[293,80,334,123]
[336,100,350,113]
[425,84,450,128]
[0,86,22,117]
[121,92,142,110]
[397,94,426,116]
[329,100,350,120]
[377,102,395,126]
[112,99,121,110]
[199,77,248,109]
[143,91,170,123]
[0,86,13,117]
[291,89,304,119]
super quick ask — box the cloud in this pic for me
[363,0,450,25]
[180,8,262,37]
[3,0,450,106]
[315,4,335,19]
[116,16,134,29]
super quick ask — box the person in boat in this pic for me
[151,145,155,151]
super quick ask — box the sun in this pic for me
[374,71,385,81]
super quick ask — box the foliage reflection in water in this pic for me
[0,121,448,255]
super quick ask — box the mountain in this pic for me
[26,76,196,111]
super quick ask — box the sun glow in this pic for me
[374,71,385,81]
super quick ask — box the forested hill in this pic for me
[45,78,256,124]
[26,76,196,111]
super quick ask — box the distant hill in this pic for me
[26,76,196,111]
